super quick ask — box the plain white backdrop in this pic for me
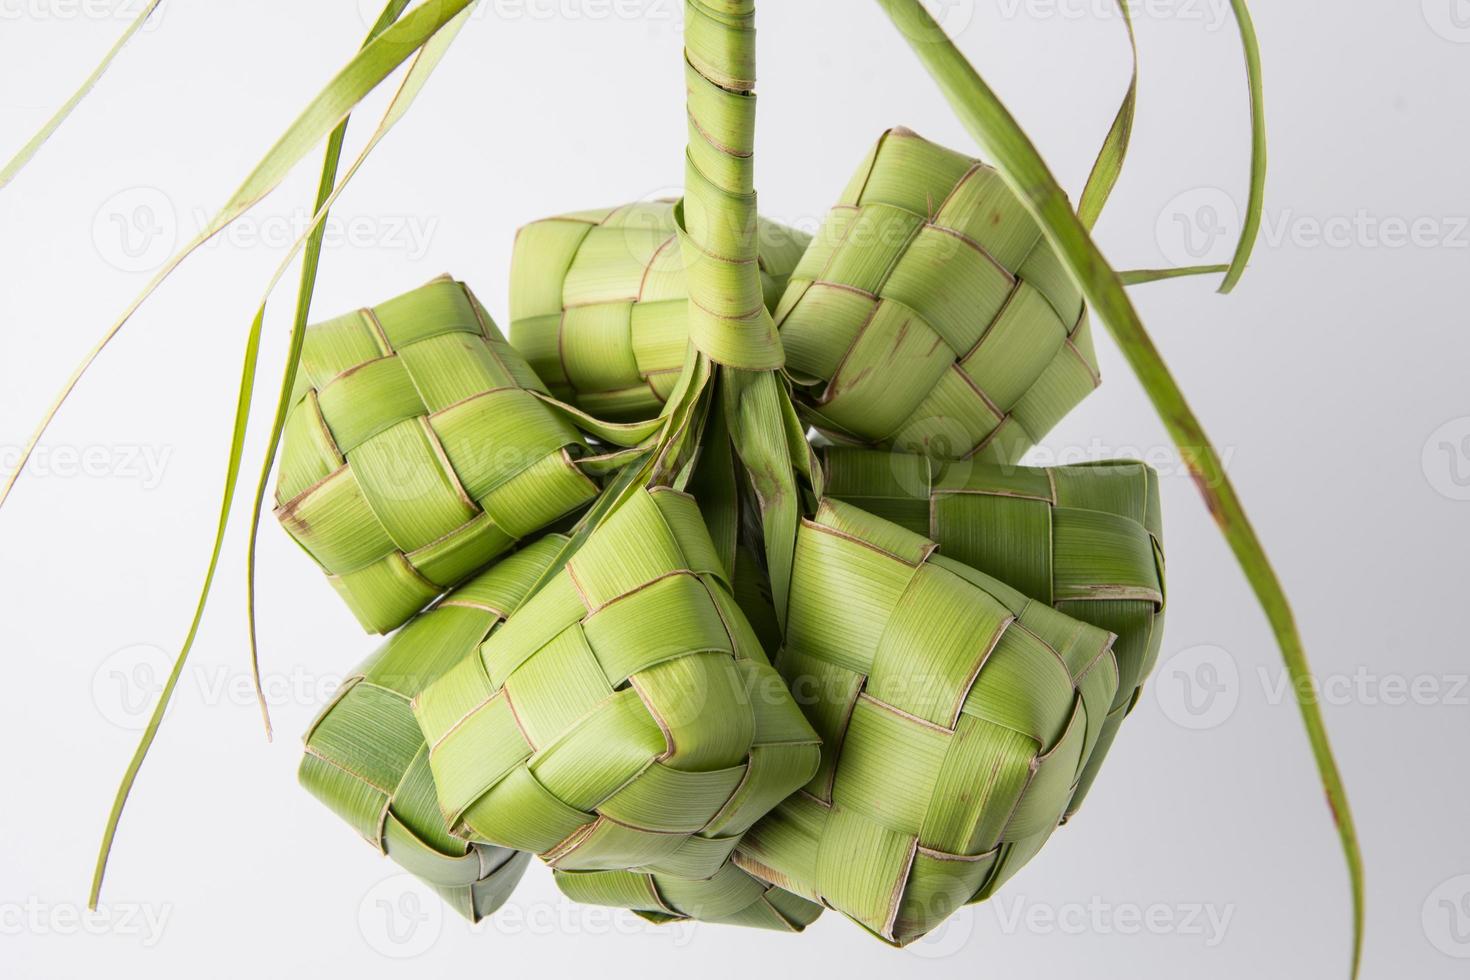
[1,2,1465,977]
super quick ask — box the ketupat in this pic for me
[821,446,1165,814]
[554,864,821,933]
[413,486,822,878]
[274,276,598,634]
[775,128,1100,463]
[299,537,566,921]
[509,201,809,422]
[734,499,1119,945]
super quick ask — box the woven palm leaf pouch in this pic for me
[734,499,1120,944]
[822,447,1166,815]
[274,276,609,634]
[774,128,1100,463]
[412,486,822,881]
[509,201,809,422]
[299,537,565,921]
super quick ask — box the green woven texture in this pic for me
[553,864,821,933]
[733,499,1119,945]
[773,128,1100,462]
[413,486,822,879]
[822,447,1166,814]
[299,537,565,922]
[509,200,809,420]
[274,275,597,634]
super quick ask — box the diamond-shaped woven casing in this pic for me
[274,276,596,634]
[734,499,1119,945]
[822,448,1166,815]
[509,201,810,421]
[414,487,822,880]
[299,538,565,922]
[773,128,1100,462]
[553,864,822,933]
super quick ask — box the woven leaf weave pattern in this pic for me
[275,277,596,634]
[510,201,809,420]
[300,539,564,921]
[734,499,1119,945]
[774,128,1100,463]
[822,448,1166,814]
[414,487,822,880]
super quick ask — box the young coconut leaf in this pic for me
[734,499,1119,945]
[411,486,822,877]
[0,0,163,191]
[274,276,601,634]
[773,128,1100,464]
[509,201,810,421]
[300,537,567,921]
[554,864,821,933]
[822,447,1165,815]
[874,1,1361,971]
[247,0,417,738]
[87,2,482,908]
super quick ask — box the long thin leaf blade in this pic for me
[244,0,414,741]
[1218,0,1266,293]
[1076,0,1135,231]
[88,3,478,908]
[0,0,164,191]
[0,0,478,511]
[874,2,1361,974]
[1120,264,1228,286]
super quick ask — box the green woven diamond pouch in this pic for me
[274,275,598,634]
[300,536,566,922]
[553,864,821,933]
[774,128,1100,462]
[509,201,809,421]
[413,486,821,879]
[822,447,1166,814]
[734,499,1119,945]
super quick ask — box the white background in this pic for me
[1,1,1466,977]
